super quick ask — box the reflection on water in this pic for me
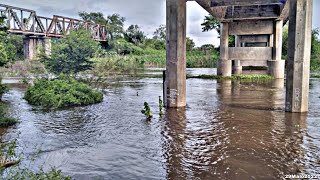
[1,69,320,179]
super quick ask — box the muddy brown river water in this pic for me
[1,68,320,180]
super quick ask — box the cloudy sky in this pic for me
[2,0,319,47]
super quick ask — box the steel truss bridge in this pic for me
[0,4,108,41]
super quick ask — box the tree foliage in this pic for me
[186,37,195,51]
[124,25,145,46]
[201,15,235,47]
[106,14,125,39]
[201,15,220,34]
[79,12,125,39]
[153,24,166,40]
[282,26,320,71]
[40,29,99,75]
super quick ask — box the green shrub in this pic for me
[39,29,99,75]
[24,79,103,109]
[109,38,144,55]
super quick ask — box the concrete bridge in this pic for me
[0,4,108,60]
[164,0,313,113]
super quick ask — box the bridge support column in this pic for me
[23,36,51,60]
[218,22,231,76]
[268,20,285,79]
[164,0,186,108]
[285,0,313,112]
[233,35,242,75]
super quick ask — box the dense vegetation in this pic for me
[24,78,103,109]
[40,30,100,75]
[26,30,104,109]
[282,26,320,71]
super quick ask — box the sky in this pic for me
[1,0,319,47]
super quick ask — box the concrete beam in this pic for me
[278,0,290,21]
[211,0,286,7]
[229,20,274,35]
[225,4,283,20]
[229,47,272,60]
[196,0,227,20]
[218,22,232,76]
[285,0,313,112]
[165,0,187,108]
[240,35,269,43]
[241,60,267,67]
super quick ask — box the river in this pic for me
[1,68,320,179]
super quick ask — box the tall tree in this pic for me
[125,25,145,46]
[79,12,107,24]
[40,29,99,75]
[201,15,220,34]
[153,24,166,40]
[186,37,195,51]
[79,12,125,40]
[106,14,125,39]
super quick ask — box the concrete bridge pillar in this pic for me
[268,20,285,79]
[218,22,232,76]
[23,36,51,60]
[164,0,186,107]
[285,0,313,112]
[233,35,242,75]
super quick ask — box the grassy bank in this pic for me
[133,49,218,68]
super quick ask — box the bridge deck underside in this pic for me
[194,0,289,22]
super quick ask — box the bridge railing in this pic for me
[0,4,108,41]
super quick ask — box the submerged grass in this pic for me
[311,74,320,78]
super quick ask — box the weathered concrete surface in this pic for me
[195,0,290,22]
[285,0,313,112]
[244,42,268,47]
[233,35,242,75]
[211,0,285,7]
[229,20,273,35]
[268,20,285,79]
[272,20,283,60]
[240,35,269,43]
[23,36,51,60]
[218,22,232,76]
[241,60,267,67]
[229,47,272,60]
[267,60,285,79]
[165,0,186,107]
